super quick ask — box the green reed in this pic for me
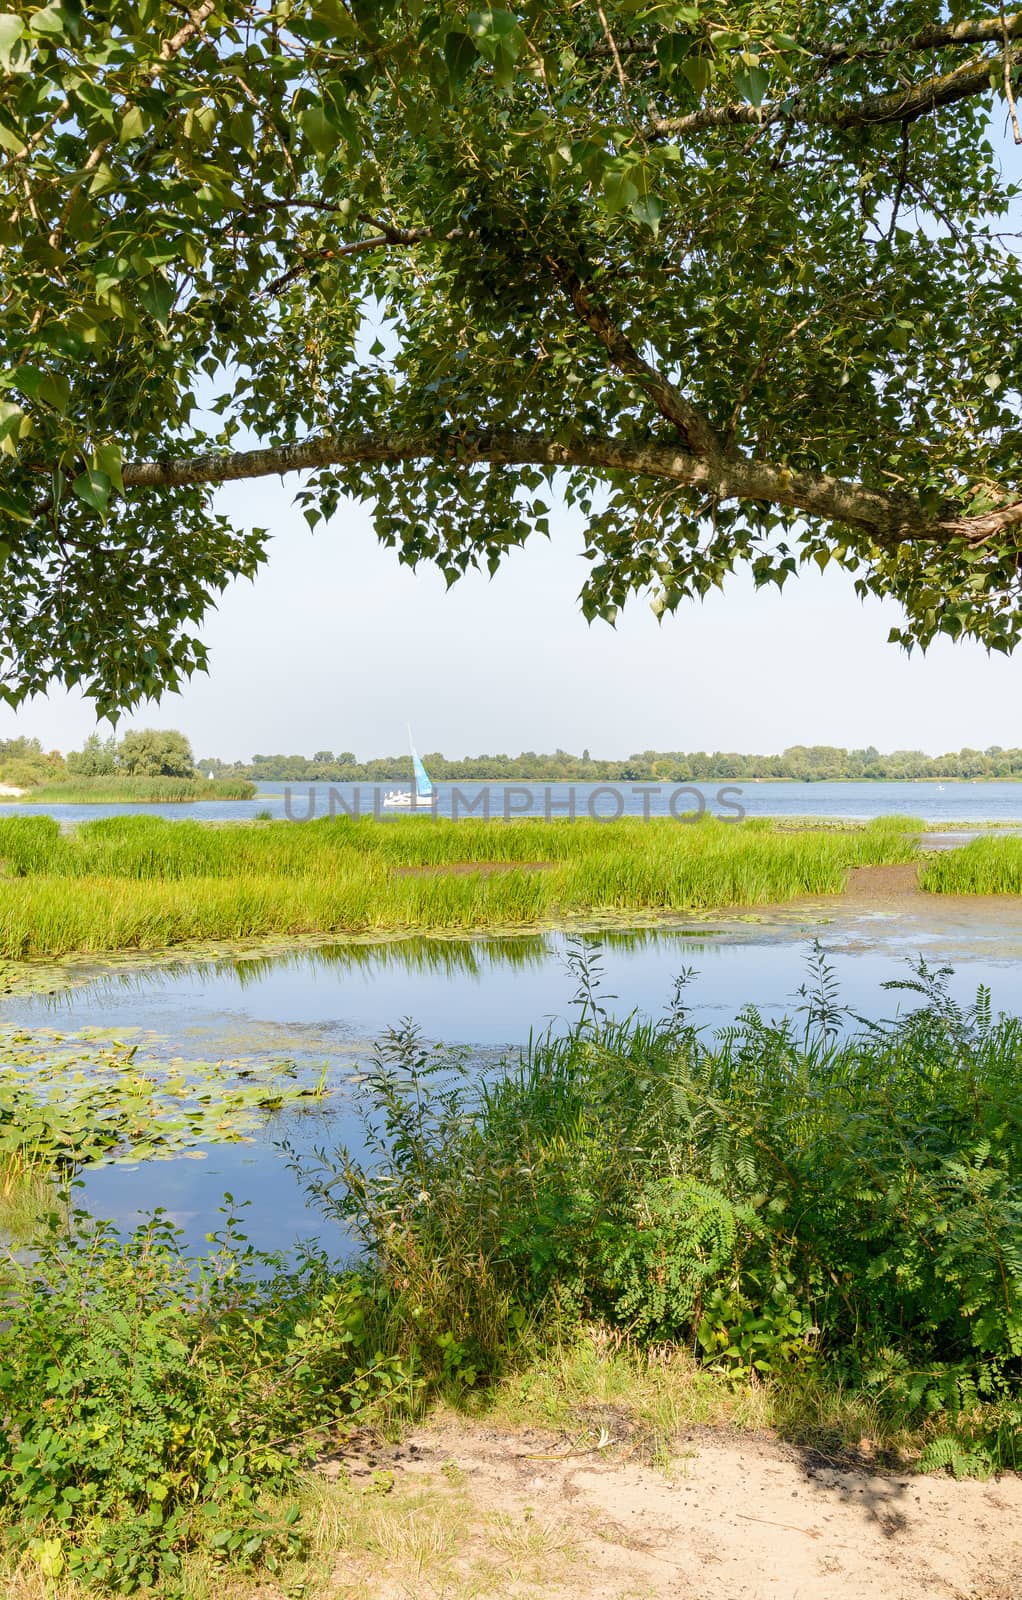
[922,835,1022,895]
[6,776,256,803]
[0,814,920,958]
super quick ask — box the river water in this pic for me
[7,884,1022,1256]
[5,778,1022,825]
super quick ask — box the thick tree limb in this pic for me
[119,429,1022,549]
[650,49,1008,138]
[602,12,1022,63]
[819,9,1022,60]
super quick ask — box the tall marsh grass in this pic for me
[0,814,920,959]
[4,777,256,803]
[922,836,1022,895]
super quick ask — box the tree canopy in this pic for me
[2,0,1021,711]
[115,726,196,776]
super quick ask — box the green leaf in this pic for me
[137,275,173,329]
[15,365,70,414]
[630,194,663,234]
[30,1,79,37]
[444,29,476,83]
[118,105,146,143]
[601,169,638,215]
[92,441,124,493]
[0,489,30,525]
[657,33,694,73]
[0,12,28,70]
[300,105,335,155]
[733,63,769,106]
[467,8,519,43]
[72,468,112,516]
[681,56,711,94]
[0,398,26,454]
[88,162,118,196]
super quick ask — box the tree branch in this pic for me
[819,9,1022,61]
[118,428,1021,549]
[553,266,724,459]
[46,0,218,253]
[259,223,461,299]
[649,49,1009,139]
[595,12,1022,63]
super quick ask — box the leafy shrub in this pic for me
[595,1176,748,1340]
[296,945,1022,1466]
[0,1207,411,1591]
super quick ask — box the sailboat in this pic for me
[383,728,434,810]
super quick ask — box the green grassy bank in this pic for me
[3,777,256,804]
[0,814,919,959]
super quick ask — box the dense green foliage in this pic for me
[299,949,1022,1471]
[0,813,916,956]
[0,1210,409,1591]
[0,728,246,796]
[2,2,1022,708]
[0,735,65,789]
[65,732,118,778]
[16,735,1022,784]
[114,728,196,779]
[221,742,1022,782]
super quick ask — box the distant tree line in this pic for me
[198,745,1022,783]
[6,738,1022,791]
[0,729,198,788]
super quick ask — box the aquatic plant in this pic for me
[0,1022,330,1198]
[922,836,1022,895]
[0,814,920,959]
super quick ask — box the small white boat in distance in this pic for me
[383,729,434,810]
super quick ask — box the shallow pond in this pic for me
[6,886,1022,1256]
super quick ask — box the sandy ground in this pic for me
[323,1418,1022,1600]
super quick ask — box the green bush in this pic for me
[296,945,1022,1462]
[596,1175,749,1340]
[0,1208,411,1592]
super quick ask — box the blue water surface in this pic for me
[7,896,1022,1256]
[5,779,1022,826]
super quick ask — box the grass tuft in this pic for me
[922,835,1022,894]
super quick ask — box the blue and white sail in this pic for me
[410,728,433,804]
[383,729,434,809]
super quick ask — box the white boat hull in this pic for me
[383,791,434,809]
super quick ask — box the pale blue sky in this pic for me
[3,472,1021,761]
